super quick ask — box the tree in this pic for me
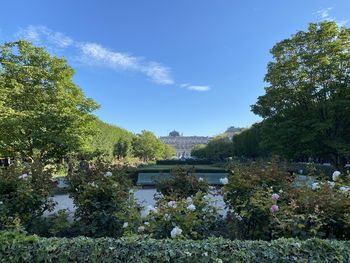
[191,135,233,161]
[252,21,350,169]
[160,143,176,159]
[132,130,163,162]
[232,123,267,159]
[91,119,133,158]
[0,40,99,162]
[113,137,132,160]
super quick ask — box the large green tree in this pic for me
[132,130,173,162]
[0,40,99,162]
[252,21,350,169]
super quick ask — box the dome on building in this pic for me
[169,130,180,137]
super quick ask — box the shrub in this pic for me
[1,231,350,263]
[136,191,221,239]
[155,166,209,199]
[0,161,55,231]
[222,160,292,240]
[67,159,141,237]
[271,171,350,239]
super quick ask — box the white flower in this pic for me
[0,201,3,205]
[279,189,283,193]
[327,181,335,188]
[187,204,196,211]
[104,171,112,177]
[186,197,193,204]
[198,177,204,182]
[164,213,171,221]
[18,173,29,180]
[332,171,341,181]
[170,226,182,238]
[311,182,320,191]
[145,205,157,216]
[144,221,150,226]
[154,192,164,199]
[220,177,228,185]
[339,186,350,193]
[167,201,177,208]
[122,222,128,228]
[88,182,98,188]
[138,226,145,233]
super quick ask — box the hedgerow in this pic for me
[1,231,349,263]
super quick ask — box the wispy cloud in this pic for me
[15,25,174,85]
[316,7,333,19]
[180,83,210,92]
[315,7,348,27]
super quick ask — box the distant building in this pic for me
[160,131,211,158]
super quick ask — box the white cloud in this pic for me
[13,25,209,88]
[180,83,210,92]
[316,7,333,19]
[16,25,73,48]
[315,7,348,27]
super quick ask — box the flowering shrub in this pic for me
[0,161,55,231]
[132,191,221,239]
[155,166,209,199]
[222,160,293,240]
[67,159,141,237]
[272,170,350,239]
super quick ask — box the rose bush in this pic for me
[132,191,221,239]
[0,161,55,231]
[67,158,141,237]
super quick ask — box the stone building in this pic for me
[160,131,211,158]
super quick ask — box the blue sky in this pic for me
[1,1,349,136]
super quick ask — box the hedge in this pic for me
[156,159,213,165]
[1,232,350,263]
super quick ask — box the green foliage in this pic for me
[155,166,209,199]
[138,191,221,240]
[271,174,350,240]
[1,231,350,263]
[222,160,292,240]
[0,40,99,162]
[132,130,175,161]
[67,159,141,237]
[91,119,133,158]
[232,123,267,158]
[191,135,233,161]
[252,21,350,169]
[0,161,55,231]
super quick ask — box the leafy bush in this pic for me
[1,231,350,263]
[0,161,55,231]
[135,191,221,240]
[67,159,141,237]
[156,159,213,165]
[155,166,209,199]
[223,160,350,240]
[222,160,292,240]
[271,171,350,240]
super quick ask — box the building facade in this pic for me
[160,131,211,158]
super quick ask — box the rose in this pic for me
[187,204,196,211]
[332,171,341,181]
[220,177,228,185]
[170,226,182,238]
[270,204,279,214]
[271,193,280,201]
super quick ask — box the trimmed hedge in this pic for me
[156,160,213,165]
[1,232,350,263]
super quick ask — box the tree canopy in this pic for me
[0,40,99,162]
[252,21,350,168]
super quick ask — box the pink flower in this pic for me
[270,204,279,214]
[271,193,280,201]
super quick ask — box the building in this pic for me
[160,131,211,158]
